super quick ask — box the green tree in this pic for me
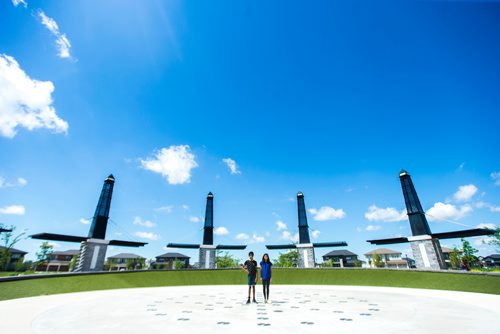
[274,250,298,267]
[69,254,79,272]
[485,228,500,251]
[126,258,135,270]
[0,225,26,271]
[354,260,362,268]
[174,259,187,269]
[216,251,239,268]
[373,254,385,268]
[321,259,334,267]
[449,247,461,269]
[461,238,478,268]
[36,241,53,266]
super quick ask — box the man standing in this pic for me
[242,251,258,303]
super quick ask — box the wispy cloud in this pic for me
[0,176,28,188]
[38,11,72,59]
[453,184,478,202]
[141,145,198,185]
[236,233,249,240]
[308,206,346,221]
[366,225,382,231]
[281,230,299,242]
[189,216,201,223]
[214,226,229,236]
[11,0,28,8]
[222,158,241,175]
[364,205,406,222]
[491,171,500,186]
[0,205,25,215]
[0,54,68,138]
[134,231,160,241]
[276,220,287,231]
[80,218,90,225]
[154,205,174,213]
[133,216,156,228]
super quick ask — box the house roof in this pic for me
[364,248,401,255]
[107,253,144,259]
[156,252,190,259]
[52,250,80,256]
[483,254,500,260]
[0,245,27,255]
[322,250,358,257]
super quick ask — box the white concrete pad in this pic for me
[0,285,499,334]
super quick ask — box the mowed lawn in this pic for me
[1,269,499,301]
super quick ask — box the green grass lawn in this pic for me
[1,269,499,301]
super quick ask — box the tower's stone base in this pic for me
[409,235,446,270]
[297,244,315,268]
[199,245,216,269]
[75,239,109,272]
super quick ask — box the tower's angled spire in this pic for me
[399,170,432,236]
[88,174,115,239]
[202,192,214,245]
[297,192,311,244]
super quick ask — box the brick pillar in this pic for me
[75,239,109,272]
[199,245,216,269]
[297,244,315,268]
[408,235,446,270]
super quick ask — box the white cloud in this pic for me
[311,230,320,239]
[475,201,500,213]
[214,226,229,236]
[453,184,478,202]
[154,205,173,213]
[236,233,249,240]
[17,177,27,187]
[133,216,156,228]
[281,230,299,243]
[134,231,160,241]
[476,223,497,230]
[141,145,198,185]
[0,54,68,138]
[366,225,382,231]
[276,220,287,231]
[48,242,60,249]
[80,218,90,225]
[0,205,25,215]
[491,171,500,186]
[426,202,472,221]
[364,205,406,222]
[182,204,189,210]
[356,227,363,232]
[250,234,265,243]
[38,11,72,59]
[222,158,241,175]
[308,206,346,221]
[189,216,201,223]
[11,0,27,8]
[0,176,27,188]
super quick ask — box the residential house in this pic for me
[0,246,27,271]
[441,247,463,268]
[36,249,80,272]
[482,254,500,268]
[151,252,190,269]
[365,248,409,269]
[107,253,146,271]
[322,250,359,267]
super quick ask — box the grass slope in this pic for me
[1,269,499,301]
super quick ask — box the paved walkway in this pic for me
[0,285,499,333]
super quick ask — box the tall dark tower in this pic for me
[297,192,311,244]
[399,170,432,236]
[167,192,246,269]
[88,174,115,239]
[31,174,147,272]
[202,192,214,245]
[367,169,495,270]
[266,192,347,268]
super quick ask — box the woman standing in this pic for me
[260,253,272,303]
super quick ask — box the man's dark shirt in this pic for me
[244,260,257,276]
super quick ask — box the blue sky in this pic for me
[1,0,499,264]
